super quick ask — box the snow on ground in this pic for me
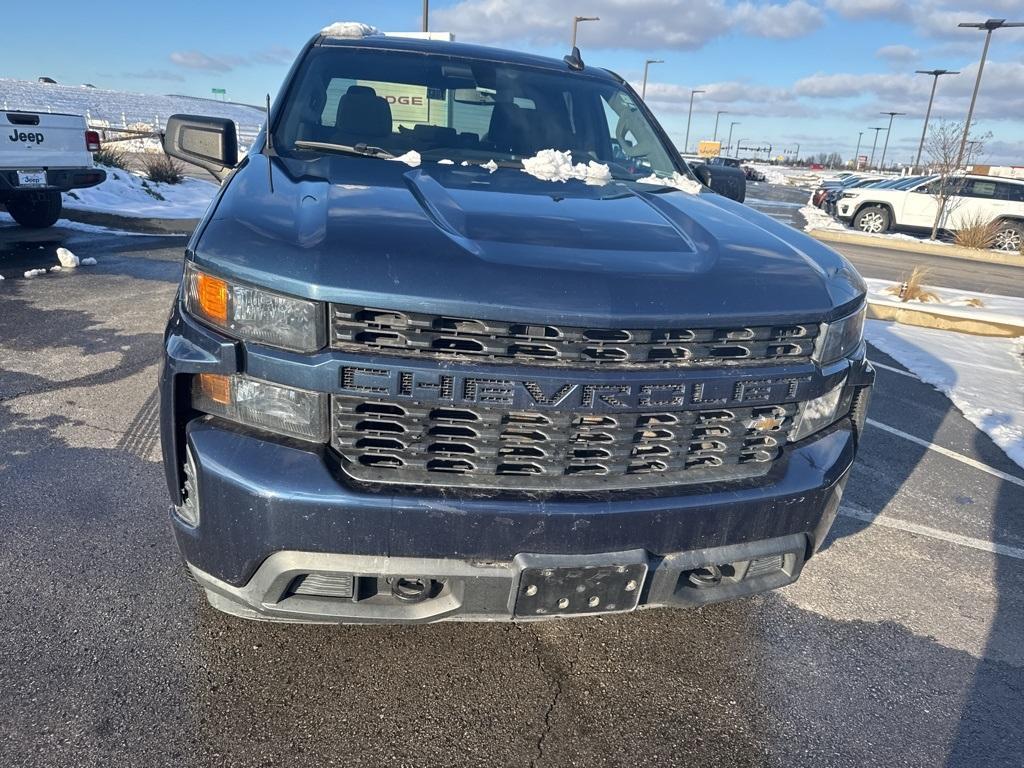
[0,79,264,136]
[520,149,611,185]
[865,278,1024,320]
[866,320,1024,469]
[62,164,218,219]
[747,164,823,189]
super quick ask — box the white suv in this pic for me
[835,174,1024,251]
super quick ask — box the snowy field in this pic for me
[62,165,218,219]
[866,321,1024,469]
[0,78,264,133]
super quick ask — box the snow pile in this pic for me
[48,266,61,273]
[320,22,381,38]
[747,164,789,185]
[636,172,703,195]
[520,149,612,186]
[389,150,421,167]
[865,321,1024,469]
[800,203,847,233]
[482,160,498,173]
[81,257,97,266]
[56,247,79,268]
[438,159,454,165]
[24,269,46,278]
[63,165,218,219]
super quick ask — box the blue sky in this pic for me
[6,0,1023,163]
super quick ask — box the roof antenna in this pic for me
[564,46,585,71]
[264,93,274,194]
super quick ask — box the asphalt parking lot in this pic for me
[1,204,1022,768]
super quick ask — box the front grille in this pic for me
[331,395,797,491]
[330,305,819,369]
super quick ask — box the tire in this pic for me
[992,221,1023,252]
[5,191,62,229]
[853,205,890,235]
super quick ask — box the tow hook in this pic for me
[391,577,435,603]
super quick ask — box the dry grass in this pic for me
[953,211,999,250]
[882,266,940,303]
[143,153,185,185]
[92,145,131,170]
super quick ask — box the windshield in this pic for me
[274,46,681,181]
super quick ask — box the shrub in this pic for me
[93,144,131,170]
[143,154,185,185]
[953,211,998,250]
[882,266,939,303]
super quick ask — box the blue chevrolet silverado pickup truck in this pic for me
[159,25,873,624]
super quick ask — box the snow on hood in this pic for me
[389,150,422,167]
[320,22,382,38]
[636,172,703,195]
[520,149,612,186]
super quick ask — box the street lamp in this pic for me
[954,19,1024,170]
[867,126,885,169]
[726,121,740,155]
[854,131,863,169]
[571,15,600,48]
[712,110,728,142]
[683,89,705,154]
[736,138,747,157]
[641,59,664,99]
[878,111,905,171]
[913,69,959,172]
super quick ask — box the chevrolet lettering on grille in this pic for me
[339,366,814,413]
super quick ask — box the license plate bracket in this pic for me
[17,170,46,188]
[513,560,647,617]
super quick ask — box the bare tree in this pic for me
[924,119,991,241]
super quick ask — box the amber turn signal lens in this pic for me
[195,272,229,323]
[196,373,231,406]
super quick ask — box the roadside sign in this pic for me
[697,140,721,158]
[211,88,226,95]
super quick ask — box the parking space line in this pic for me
[871,361,919,379]
[839,504,1024,561]
[866,418,1024,489]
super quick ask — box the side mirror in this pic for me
[163,115,238,179]
[692,164,712,187]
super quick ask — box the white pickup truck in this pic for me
[1,110,106,228]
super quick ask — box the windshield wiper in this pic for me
[293,140,395,159]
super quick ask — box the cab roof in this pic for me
[314,33,620,82]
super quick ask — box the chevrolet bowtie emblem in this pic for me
[749,415,784,432]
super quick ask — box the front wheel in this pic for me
[992,221,1023,252]
[853,205,890,234]
[5,191,62,229]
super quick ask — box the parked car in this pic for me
[158,25,873,624]
[836,174,1024,250]
[682,154,747,202]
[743,165,766,182]
[823,176,885,215]
[812,173,868,208]
[1,110,106,228]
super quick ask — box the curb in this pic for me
[809,228,1024,267]
[867,298,1024,338]
[61,209,199,236]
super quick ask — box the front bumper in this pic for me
[160,304,872,624]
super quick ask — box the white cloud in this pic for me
[876,44,919,62]
[432,0,823,50]
[169,51,241,73]
[826,0,1024,39]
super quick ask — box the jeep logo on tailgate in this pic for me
[9,129,45,144]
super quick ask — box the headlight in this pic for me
[789,380,846,442]
[192,373,328,442]
[183,264,325,353]
[840,192,857,199]
[815,304,866,365]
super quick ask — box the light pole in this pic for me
[867,126,885,169]
[854,131,863,169]
[683,89,704,153]
[641,59,664,100]
[571,15,600,48]
[422,0,429,32]
[954,19,1024,170]
[792,142,800,162]
[712,110,728,142]
[736,139,747,158]
[878,111,905,171]
[913,69,958,172]
[725,122,740,155]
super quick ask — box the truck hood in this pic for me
[194,154,864,327]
